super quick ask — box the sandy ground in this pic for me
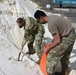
[0,0,76,75]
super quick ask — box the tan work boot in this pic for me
[65,69,69,75]
[25,51,35,55]
[55,72,62,75]
[48,73,52,75]
[56,69,69,75]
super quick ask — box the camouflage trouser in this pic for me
[47,29,75,75]
[28,34,43,55]
[35,33,43,58]
[28,39,35,54]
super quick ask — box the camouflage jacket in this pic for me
[22,17,45,47]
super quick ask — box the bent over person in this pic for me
[16,17,45,59]
[34,10,76,75]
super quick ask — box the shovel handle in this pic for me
[18,51,22,61]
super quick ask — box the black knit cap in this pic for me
[34,10,46,19]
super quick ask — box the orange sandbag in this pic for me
[40,53,47,75]
[40,44,51,75]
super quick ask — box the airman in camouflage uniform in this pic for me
[34,10,76,75]
[47,29,75,75]
[17,17,45,58]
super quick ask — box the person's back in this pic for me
[48,15,73,37]
[23,17,37,41]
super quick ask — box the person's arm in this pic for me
[43,32,61,54]
[38,24,45,35]
[20,29,30,50]
[37,24,45,44]
[21,36,27,49]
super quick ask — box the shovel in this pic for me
[18,51,22,61]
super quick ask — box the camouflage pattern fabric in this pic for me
[46,29,76,75]
[35,24,45,58]
[22,17,45,54]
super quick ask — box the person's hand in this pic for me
[43,44,51,54]
[19,47,23,51]
[43,48,50,54]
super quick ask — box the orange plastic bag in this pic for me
[40,53,47,75]
[40,44,51,75]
